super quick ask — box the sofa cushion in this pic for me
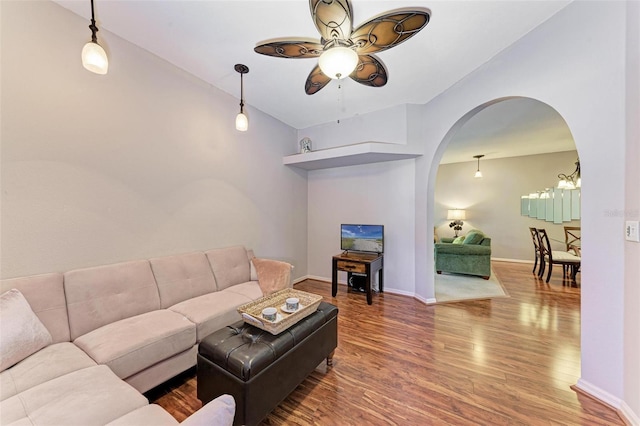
[205,246,251,291]
[74,310,196,380]
[64,260,161,340]
[0,289,52,372]
[169,290,252,342]
[150,252,218,308]
[0,365,147,426]
[224,281,263,301]
[452,236,465,244]
[0,342,96,401]
[462,231,485,245]
[0,273,69,343]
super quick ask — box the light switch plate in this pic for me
[626,221,640,242]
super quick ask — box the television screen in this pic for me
[341,224,384,253]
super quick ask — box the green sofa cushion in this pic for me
[452,236,465,244]
[463,231,485,245]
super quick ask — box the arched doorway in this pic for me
[428,97,580,301]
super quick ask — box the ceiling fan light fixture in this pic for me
[318,46,358,80]
[82,0,108,75]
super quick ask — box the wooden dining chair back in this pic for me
[564,226,581,255]
[528,227,542,274]
[537,228,581,284]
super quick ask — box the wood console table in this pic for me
[332,252,383,305]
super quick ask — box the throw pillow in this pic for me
[452,236,465,244]
[0,289,52,372]
[247,250,258,281]
[251,258,292,296]
[182,394,235,426]
[462,231,485,245]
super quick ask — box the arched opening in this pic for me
[428,97,580,301]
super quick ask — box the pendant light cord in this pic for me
[89,0,98,43]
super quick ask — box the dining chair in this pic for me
[564,226,581,254]
[528,227,542,275]
[537,228,581,284]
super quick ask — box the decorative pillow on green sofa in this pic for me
[462,231,484,245]
[452,236,465,244]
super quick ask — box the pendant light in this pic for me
[235,64,249,132]
[474,155,484,178]
[81,0,109,75]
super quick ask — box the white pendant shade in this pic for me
[82,41,108,75]
[235,112,248,132]
[318,46,358,79]
[474,170,483,178]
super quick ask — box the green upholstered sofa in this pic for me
[435,229,492,279]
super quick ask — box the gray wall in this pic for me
[0,1,308,279]
[435,151,581,261]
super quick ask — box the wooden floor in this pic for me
[148,261,624,425]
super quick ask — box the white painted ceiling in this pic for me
[55,0,576,161]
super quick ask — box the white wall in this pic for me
[307,159,416,295]
[624,1,640,422]
[435,151,581,261]
[303,0,637,420]
[0,1,308,279]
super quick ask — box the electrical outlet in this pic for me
[626,221,640,242]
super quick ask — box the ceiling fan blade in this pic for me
[310,0,353,42]
[254,40,324,58]
[305,65,332,95]
[350,54,388,88]
[351,10,430,55]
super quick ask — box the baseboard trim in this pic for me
[492,257,534,264]
[573,379,639,425]
[294,275,437,305]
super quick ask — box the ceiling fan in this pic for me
[254,0,430,95]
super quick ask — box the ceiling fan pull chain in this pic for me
[337,82,342,124]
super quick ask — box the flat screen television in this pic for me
[341,224,384,254]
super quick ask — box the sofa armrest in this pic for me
[434,243,491,256]
[480,237,491,246]
[180,394,235,426]
[440,237,455,243]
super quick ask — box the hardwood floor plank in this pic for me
[149,261,624,425]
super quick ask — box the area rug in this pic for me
[435,270,509,303]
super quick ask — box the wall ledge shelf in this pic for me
[283,142,422,170]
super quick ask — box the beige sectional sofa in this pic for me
[0,246,291,426]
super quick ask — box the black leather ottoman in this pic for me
[197,301,338,426]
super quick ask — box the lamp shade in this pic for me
[235,112,248,132]
[318,46,358,79]
[447,209,466,220]
[474,170,483,178]
[82,41,108,75]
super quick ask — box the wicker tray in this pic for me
[237,288,323,335]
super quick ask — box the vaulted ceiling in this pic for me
[55,0,576,160]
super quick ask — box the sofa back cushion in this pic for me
[0,273,70,343]
[150,252,218,308]
[64,260,161,340]
[205,246,251,291]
